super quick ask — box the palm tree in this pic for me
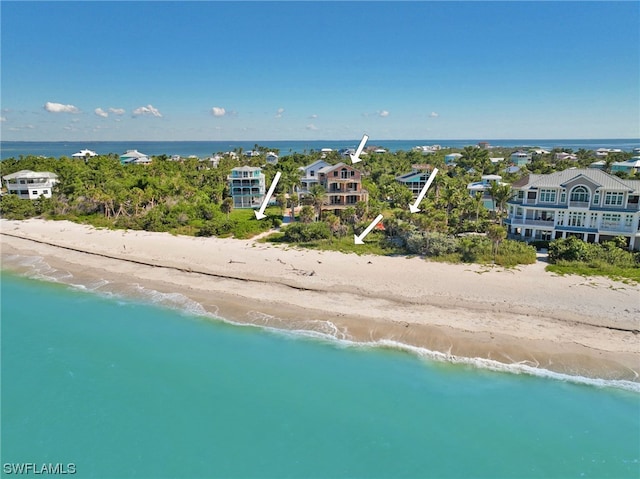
[221,197,233,220]
[308,184,327,221]
[493,184,513,226]
[486,224,507,263]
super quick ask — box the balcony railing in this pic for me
[568,200,590,208]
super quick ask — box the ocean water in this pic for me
[1,266,639,478]
[1,139,639,160]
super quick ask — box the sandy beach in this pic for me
[1,218,639,381]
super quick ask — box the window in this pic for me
[19,190,28,195]
[527,191,537,200]
[593,192,600,205]
[32,190,38,195]
[19,180,25,184]
[350,171,355,177]
[539,189,556,202]
[570,186,589,202]
[604,192,624,206]
[42,190,48,194]
[560,189,566,203]
[557,211,565,226]
[310,170,315,177]
[625,215,633,227]
[567,212,586,227]
[333,171,338,177]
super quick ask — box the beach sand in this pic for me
[1,218,639,381]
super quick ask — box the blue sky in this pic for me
[1,1,638,141]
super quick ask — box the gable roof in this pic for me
[512,169,640,192]
[318,162,357,174]
[3,170,58,180]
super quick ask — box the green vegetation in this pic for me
[1,145,637,275]
[547,236,640,283]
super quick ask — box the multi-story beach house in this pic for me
[444,153,462,165]
[396,168,436,198]
[227,166,266,209]
[510,151,531,167]
[317,162,368,211]
[298,159,330,195]
[2,170,59,199]
[505,169,640,250]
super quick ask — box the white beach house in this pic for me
[228,166,266,208]
[505,169,640,250]
[396,168,436,198]
[298,159,330,195]
[71,149,98,160]
[2,170,59,199]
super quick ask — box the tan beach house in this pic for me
[317,162,368,212]
[2,170,58,200]
[506,169,640,250]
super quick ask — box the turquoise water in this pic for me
[2,271,639,478]
[1,139,639,160]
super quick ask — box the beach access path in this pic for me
[1,218,639,381]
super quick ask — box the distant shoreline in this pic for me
[2,138,639,160]
[2,218,639,383]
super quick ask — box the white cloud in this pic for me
[211,107,226,117]
[306,124,319,131]
[379,110,390,117]
[0,116,6,122]
[429,111,439,118]
[132,104,162,117]
[275,107,285,118]
[109,107,125,115]
[309,114,318,119]
[95,108,108,118]
[44,102,80,113]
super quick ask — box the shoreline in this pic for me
[1,219,639,383]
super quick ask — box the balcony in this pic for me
[568,200,590,208]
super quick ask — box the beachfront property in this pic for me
[396,168,436,198]
[120,150,152,165]
[505,169,640,250]
[298,159,330,195]
[467,174,506,210]
[2,170,59,199]
[227,166,266,209]
[510,151,532,167]
[317,162,368,211]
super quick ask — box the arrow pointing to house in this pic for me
[254,171,281,220]
[408,168,438,213]
[350,134,369,164]
[354,214,384,245]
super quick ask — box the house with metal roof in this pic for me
[2,170,58,199]
[120,150,151,165]
[396,168,436,198]
[505,169,640,250]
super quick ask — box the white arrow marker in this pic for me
[354,214,384,245]
[254,171,281,220]
[408,168,439,213]
[350,134,369,164]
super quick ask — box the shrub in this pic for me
[0,194,37,219]
[283,222,331,242]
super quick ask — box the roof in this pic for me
[512,169,640,192]
[302,159,330,171]
[120,149,148,159]
[231,166,262,172]
[318,162,355,174]
[72,149,97,157]
[3,170,58,180]
[613,158,640,168]
[396,170,431,182]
